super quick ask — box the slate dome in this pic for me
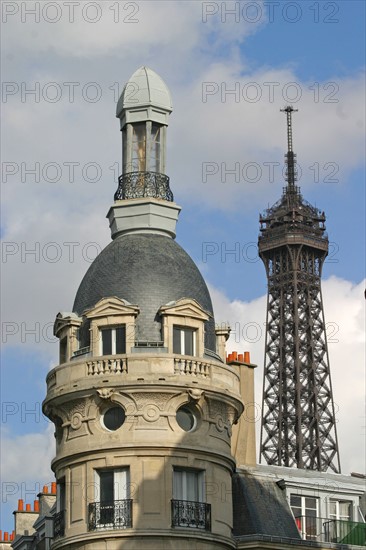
[73,233,217,354]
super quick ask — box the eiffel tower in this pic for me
[258,107,341,472]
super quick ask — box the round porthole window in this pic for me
[102,407,125,431]
[176,406,197,432]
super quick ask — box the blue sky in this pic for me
[1,0,365,535]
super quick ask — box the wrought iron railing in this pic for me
[171,499,211,531]
[295,516,366,545]
[53,510,65,538]
[88,499,132,531]
[114,171,173,201]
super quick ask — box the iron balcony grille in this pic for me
[88,499,132,531]
[171,499,211,531]
[53,510,65,538]
[295,516,366,546]
[114,171,173,202]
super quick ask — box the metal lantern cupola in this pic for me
[109,67,179,240]
[116,66,172,179]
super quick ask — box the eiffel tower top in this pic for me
[258,107,328,252]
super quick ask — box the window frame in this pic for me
[290,494,319,541]
[173,326,197,356]
[99,325,126,356]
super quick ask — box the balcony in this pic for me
[171,499,211,531]
[295,516,366,546]
[88,500,132,531]
[114,171,173,201]
[53,510,65,538]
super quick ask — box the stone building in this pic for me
[7,67,365,550]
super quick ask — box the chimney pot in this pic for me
[244,351,250,363]
[4,532,9,542]
[18,499,24,511]
[51,482,57,494]
[25,504,31,512]
[43,485,48,494]
[34,500,40,513]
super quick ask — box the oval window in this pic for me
[176,406,197,432]
[102,407,125,431]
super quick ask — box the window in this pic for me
[150,123,161,172]
[54,479,66,538]
[176,406,198,432]
[132,122,146,172]
[102,407,126,431]
[57,479,66,513]
[173,326,196,356]
[173,469,203,503]
[328,500,353,543]
[329,500,352,521]
[89,469,132,530]
[172,468,210,530]
[100,326,126,355]
[290,494,319,540]
[60,337,67,364]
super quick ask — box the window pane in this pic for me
[103,407,125,431]
[339,501,351,519]
[186,471,199,502]
[115,326,126,354]
[329,501,337,516]
[305,497,317,510]
[173,470,183,500]
[100,471,114,504]
[173,469,203,502]
[184,329,194,356]
[176,407,195,432]
[102,330,112,355]
[114,469,128,500]
[290,495,301,507]
[150,124,161,172]
[132,122,146,172]
[173,327,181,354]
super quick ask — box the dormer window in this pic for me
[173,326,196,356]
[84,297,139,356]
[159,298,211,358]
[100,326,126,356]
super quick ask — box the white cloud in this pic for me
[1,424,55,483]
[209,276,366,475]
[0,423,55,527]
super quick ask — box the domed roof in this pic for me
[73,233,216,353]
[116,66,173,116]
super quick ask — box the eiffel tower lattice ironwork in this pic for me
[258,106,341,473]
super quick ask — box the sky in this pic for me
[1,0,365,534]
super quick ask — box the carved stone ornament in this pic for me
[97,388,115,399]
[188,389,204,401]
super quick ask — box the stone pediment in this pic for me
[54,312,82,337]
[159,298,211,321]
[84,296,140,319]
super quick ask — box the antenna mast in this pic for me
[281,105,298,193]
